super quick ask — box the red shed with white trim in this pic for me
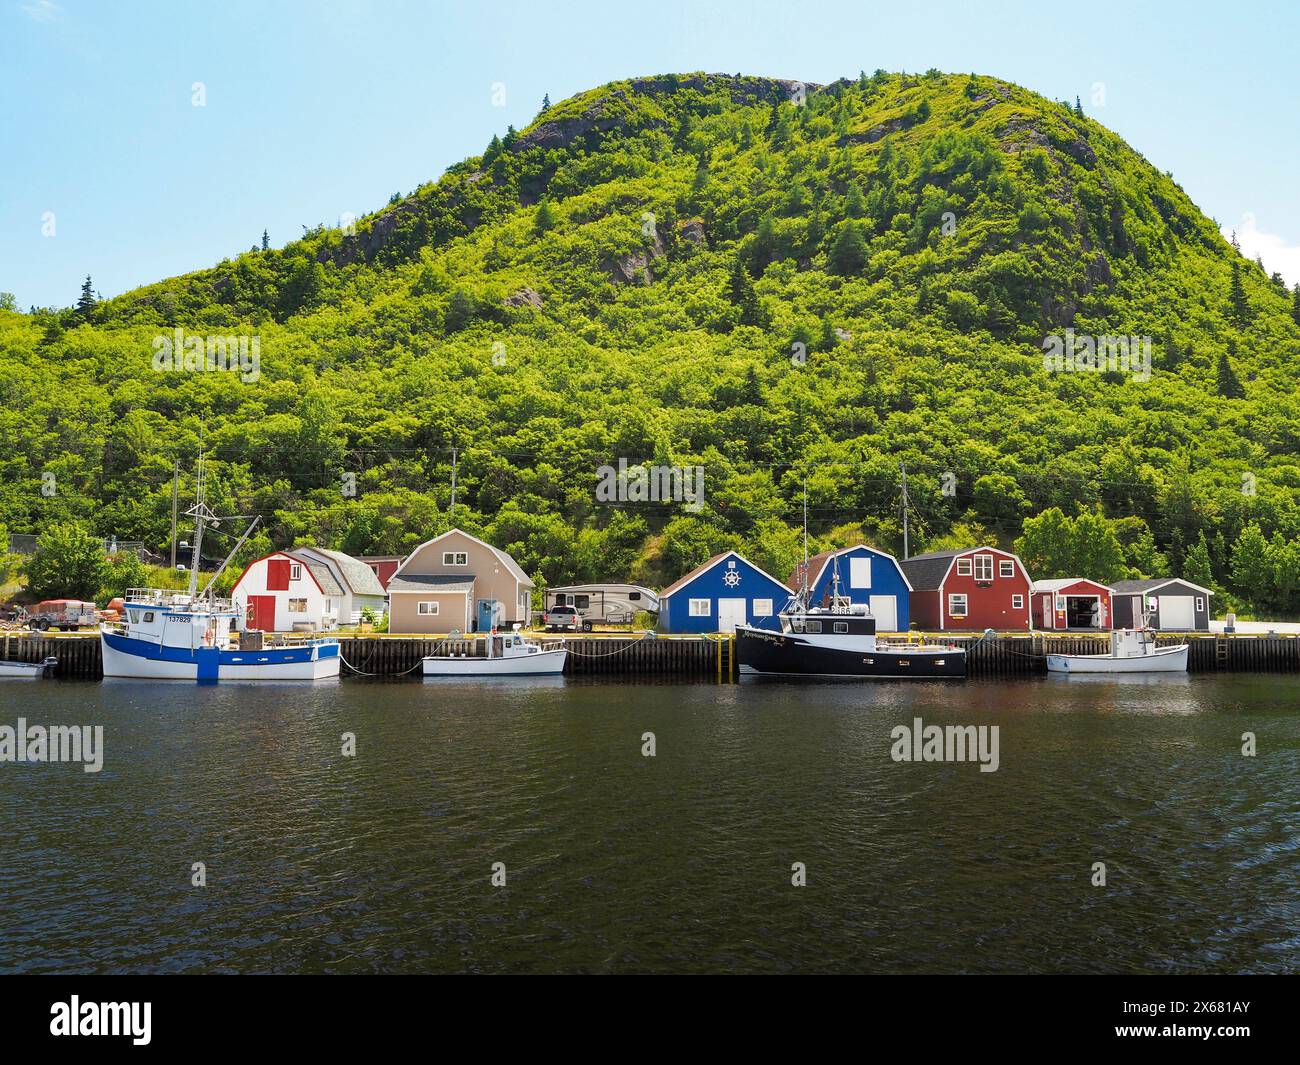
[900,547,1032,631]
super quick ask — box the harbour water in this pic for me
[2,675,1298,974]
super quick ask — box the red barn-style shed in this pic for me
[1030,578,1113,630]
[900,547,1032,631]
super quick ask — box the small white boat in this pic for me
[0,656,58,680]
[422,627,567,677]
[1047,628,1187,674]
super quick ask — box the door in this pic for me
[1159,595,1195,629]
[717,598,747,632]
[477,599,501,632]
[266,558,291,591]
[868,595,898,632]
[248,595,276,632]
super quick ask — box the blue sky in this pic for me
[2,0,1297,309]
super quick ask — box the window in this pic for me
[1056,596,1066,612]
[1012,595,1024,609]
[442,551,468,566]
[290,563,302,581]
[688,598,711,617]
[849,557,871,588]
[833,622,849,633]
[142,611,154,624]
[999,560,1015,578]
[418,601,439,616]
[574,595,590,609]
[973,555,994,581]
[628,592,641,601]
[956,558,973,576]
[288,598,307,613]
[805,620,823,633]
[1195,597,1205,611]
[752,598,773,617]
[554,594,569,606]
[948,593,968,617]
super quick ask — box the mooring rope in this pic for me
[549,635,654,659]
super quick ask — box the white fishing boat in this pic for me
[0,656,58,680]
[1046,628,1187,674]
[99,453,341,683]
[422,627,567,677]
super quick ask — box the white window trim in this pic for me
[948,593,968,617]
[999,560,1015,578]
[752,598,773,617]
[1195,597,1205,611]
[418,601,440,616]
[289,563,302,581]
[442,551,469,566]
[973,554,994,581]
[956,558,973,576]
[1011,594,1024,609]
[688,598,711,617]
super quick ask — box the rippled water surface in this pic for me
[2,674,1298,973]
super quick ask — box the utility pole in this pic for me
[448,446,459,519]
[899,461,911,560]
[169,458,179,569]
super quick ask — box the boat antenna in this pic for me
[801,478,809,603]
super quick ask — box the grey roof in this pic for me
[298,547,385,597]
[297,557,343,597]
[1031,578,1110,592]
[387,574,475,594]
[899,552,959,591]
[1110,578,1213,596]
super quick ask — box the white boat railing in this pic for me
[123,588,235,612]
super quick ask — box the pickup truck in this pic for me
[542,605,592,632]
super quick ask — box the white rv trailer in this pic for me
[543,584,659,627]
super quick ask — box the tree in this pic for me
[1292,283,1300,326]
[1231,523,1273,612]
[540,93,551,112]
[1073,96,1084,117]
[728,258,764,327]
[828,221,868,275]
[1013,507,1073,578]
[1182,531,1215,592]
[100,552,148,601]
[261,229,270,251]
[75,276,97,321]
[1216,346,1246,399]
[0,292,17,312]
[1227,259,1249,325]
[534,200,556,234]
[25,523,108,602]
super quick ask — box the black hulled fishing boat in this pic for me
[735,548,966,680]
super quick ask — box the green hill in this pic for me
[3,70,1299,611]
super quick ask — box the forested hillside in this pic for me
[3,70,1300,613]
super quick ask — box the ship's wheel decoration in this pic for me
[722,569,742,588]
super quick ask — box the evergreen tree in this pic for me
[818,317,839,352]
[75,276,97,321]
[540,93,551,112]
[1227,259,1249,325]
[1074,95,1084,117]
[534,200,556,234]
[728,258,763,327]
[1183,531,1215,591]
[261,229,269,251]
[1292,283,1300,326]
[828,221,868,276]
[1216,346,1246,398]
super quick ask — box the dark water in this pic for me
[2,674,1298,974]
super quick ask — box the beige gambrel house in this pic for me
[387,529,534,634]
